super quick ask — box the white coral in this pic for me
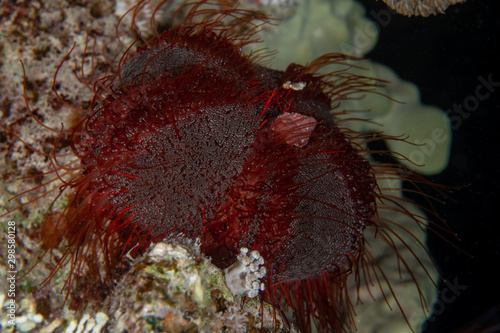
[224,248,267,299]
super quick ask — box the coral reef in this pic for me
[106,242,291,332]
[0,0,452,332]
[382,0,466,17]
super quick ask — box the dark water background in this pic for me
[358,0,500,331]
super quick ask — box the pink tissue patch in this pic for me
[270,112,318,148]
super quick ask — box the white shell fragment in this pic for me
[282,81,307,91]
[224,248,267,298]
